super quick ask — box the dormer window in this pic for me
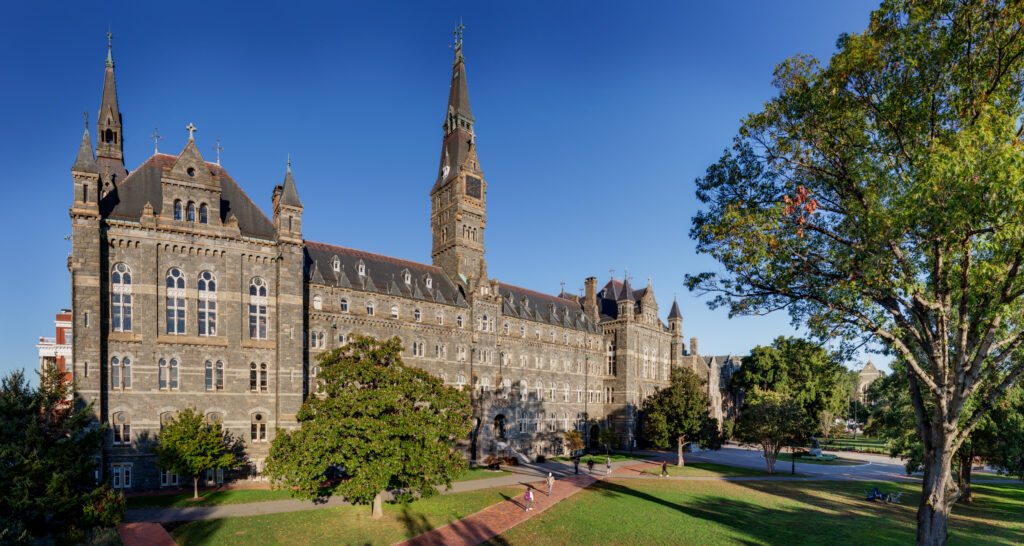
[404,272,411,285]
[332,257,340,272]
[358,263,365,276]
[425,277,433,289]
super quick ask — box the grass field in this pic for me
[820,436,889,454]
[640,462,777,478]
[169,485,524,545]
[775,453,865,466]
[492,479,1024,545]
[127,467,511,510]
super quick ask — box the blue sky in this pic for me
[0,0,888,378]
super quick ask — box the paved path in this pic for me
[116,522,175,546]
[396,473,597,546]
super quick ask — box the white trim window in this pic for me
[158,358,179,390]
[110,357,130,389]
[563,383,569,402]
[340,298,349,312]
[249,278,268,339]
[112,464,132,489]
[251,413,267,442]
[436,312,443,325]
[111,263,132,332]
[250,362,269,392]
[112,412,131,445]
[391,306,400,319]
[519,380,528,401]
[367,302,375,316]
[160,469,179,487]
[198,271,217,336]
[457,315,463,328]
[313,295,323,310]
[206,360,224,391]
[414,309,421,322]
[536,380,544,401]
[501,378,511,398]
[165,268,186,334]
[456,373,466,390]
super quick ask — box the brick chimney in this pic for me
[689,337,698,356]
[584,276,598,321]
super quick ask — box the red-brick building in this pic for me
[37,309,73,383]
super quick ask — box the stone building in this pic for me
[67,33,725,490]
[856,361,882,399]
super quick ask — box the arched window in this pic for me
[436,312,443,325]
[607,342,616,376]
[250,362,258,392]
[577,385,583,403]
[249,278,268,339]
[520,326,525,337]
[251,413,267,442]
[339,298,349,312]
[169,359,179,389]
[313,295,322,310]
[563,383,570,402]
[519,380,528,401]
[159,359,167,389]
[166,268,186,334]
[404,272,411,284]
[331,256,340,272]
[110,356,131,389]
[198,271,217,336]
[425,277,433,289]
[357,263,365,276]
[414,309,421,322]
[457,315,463,328]
[186,201,196,222]
[456,373,466,390]
[536,380,544,401]
[366,301,375,316]
[206,360,224,391]
[173,200,182,220]
[112,412,130,445]
[318,332,325,349]
[199,203,209,224]
[502,378,511,398]
[549,382,556,401]
[391,306,399,319]
[111,263,132,332]
[260,363,268,391]
[504,323,509,335]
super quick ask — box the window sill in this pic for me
[109,331,142,343]
[157,335,229,347]
[242,339,276,350]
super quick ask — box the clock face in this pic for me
[465,175,482,199]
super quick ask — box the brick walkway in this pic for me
[117,522,176,546]
[396,473,598,546]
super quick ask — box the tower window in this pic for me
[104,129,114,143]
[199,204,209,224]
[173,200,182,221]
[165,268,186,335]
[111,263,132,332]
[187,202,196,222]
[186,167,196,178]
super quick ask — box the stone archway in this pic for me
[494,414,507,440]
[589,425,600,449]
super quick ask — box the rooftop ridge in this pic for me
[499,282,583,309]
[305,241,446,274]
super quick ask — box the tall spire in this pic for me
[96,30,126,188]
[433,21,475,191]
[668,295,682,320]
[72,117,98,173]
[279,154,303,208]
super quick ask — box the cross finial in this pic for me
[560,280,566,293]
[83,111,89,130]
[212,138,224,165]
[150,125,163,153]
[106,28,114,68]
[609,268,615,279]
[186,122,197,141]
[624,268,632,282]
[286,153,292,172]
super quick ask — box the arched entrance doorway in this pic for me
[589,425,600,449]
[493,414,507,440]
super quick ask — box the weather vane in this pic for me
[150,125,163,153]
[212,138,224,165]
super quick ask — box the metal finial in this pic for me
[286,153,292,172]
[150,125,163,154]
[609,268,615,279]
[186,122,197,140]
[212,138,224,165]
[106,28,114,68]
[83,111,89,130]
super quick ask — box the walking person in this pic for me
[587,458,594,473]
[661,461,668,478]
[524,488,534,511]
[606,456,612,475]
[546,472,555,496]
[573,457,579,475]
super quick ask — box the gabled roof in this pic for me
[304,241,467,308]
[98,153,276,240]
[498,283,598,333]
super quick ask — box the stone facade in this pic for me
[67,35,728,490]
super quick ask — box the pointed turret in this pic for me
[668,297,682,320]
[72,125,98,173]
[617,276,636,322]
[96,31,127,190]
[279,155,303,208]
[617,277,635,302]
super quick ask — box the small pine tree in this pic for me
[151,408,239,498]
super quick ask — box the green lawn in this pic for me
[549,453,649,463]
[640,462,776,478]
[820,436,889,454]
[170,485,524,545]
[491,479,1024,545]
[775,453,865,466]
[456,467,514,481]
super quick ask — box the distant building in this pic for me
[36,309,73,384]
[856,360,882,399]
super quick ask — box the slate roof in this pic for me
[304,241,467,307]
[597,280,647,321]
[72,128,97,172]
[668,298,682,320]
[98,153,276,240]
[498,283,599,333]
[279,165,302,208]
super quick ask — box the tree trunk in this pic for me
[917,447,957,545]
[371,491,383,520]
[956,446,974,504]
[193,476,199,499]
[677,436,685,467]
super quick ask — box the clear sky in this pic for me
[0,0,889,378]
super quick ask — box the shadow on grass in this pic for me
[398,504,510,546]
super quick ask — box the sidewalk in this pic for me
[396,473,598,546]
[116,522,175,546]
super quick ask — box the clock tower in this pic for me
[430,24,487,286]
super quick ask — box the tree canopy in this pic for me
[265,335,472,519]
[152,407,240,499]
[642,367,720,466]
[686,1,1024,542]
[733,337,847,432]
[0,366,123,543]
[734,392,812,475]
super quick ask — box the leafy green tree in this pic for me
[265,335,472,519]
[598,427,617,454]
[686,1,1024,541]
[733,337,846,432]
[734,392,811,474]
[642,367,720,466]
[0,365,124,543]
[564,430,584,456]
[152,407,240,499]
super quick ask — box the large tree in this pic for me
[642,367,720,466]
[151,407,240,499]
[734,392,812,475]
[687,1,1024,542]
[265,335,472,519]
[0,366,124,543]
[733,336,847,431]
